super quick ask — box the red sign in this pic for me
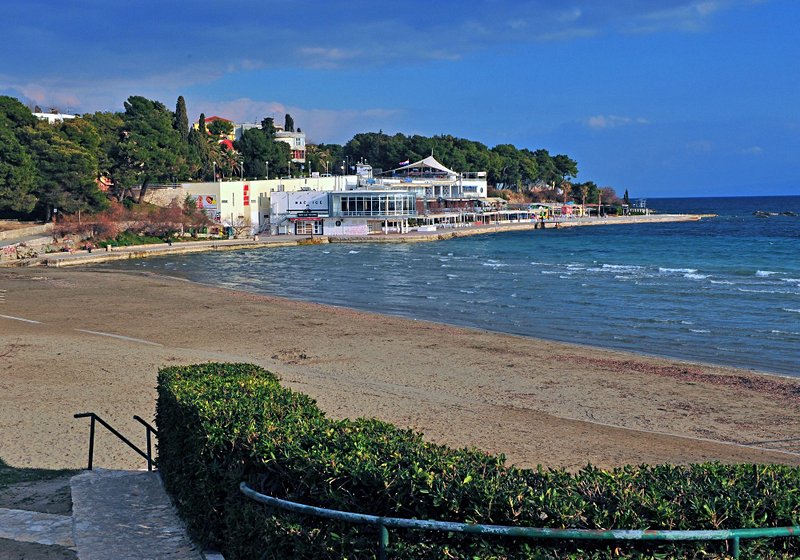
[243,184,250,206]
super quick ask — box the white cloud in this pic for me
[740,145,763,155]
[585,114,649,129]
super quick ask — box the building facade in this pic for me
[270,190,417,236]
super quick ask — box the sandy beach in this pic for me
[1,267,798,472]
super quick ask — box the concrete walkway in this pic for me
[70,470,204,560]
[0,507,74,548]
[0,469,213,559]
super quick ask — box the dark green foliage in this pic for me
[101,231,169,247]
[0,96,38,214]
[284,113,294,133]
[157,363,800,560]
[342,132,580,193]
[175,96,189,142]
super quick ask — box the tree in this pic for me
[624,189,630,205]
[25,122,106,221]
[115,96,187,203]
[284,113,294,133]
[0,97,38,214]
[207,119,233,138]
[174,96,189,142]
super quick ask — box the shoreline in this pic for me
[1,267,798,472]
[1,213,707,268]
[179,270,792,381]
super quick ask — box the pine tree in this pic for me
[284,113,294,132]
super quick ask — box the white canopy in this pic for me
[385,155,457,175]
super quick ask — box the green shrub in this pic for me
[157,363,800,559]
[101,230,166,247]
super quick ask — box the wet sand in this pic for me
[1,268,798,471]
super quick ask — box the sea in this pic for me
[103,195,800,377]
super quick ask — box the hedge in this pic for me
[156,363,800,559]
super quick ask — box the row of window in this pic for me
[334,194,416,216]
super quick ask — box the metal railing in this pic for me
[73,412,158,471]
[240,482,799,559]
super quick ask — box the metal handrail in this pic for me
[240,482,799,559]
[73,413,157,471]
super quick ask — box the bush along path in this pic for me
[157,363,800,559]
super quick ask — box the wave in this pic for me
[690,329,711,333]
[483,262,508,268]
[600,264,643,272]
[783,308,800,313]
[684,273,709,280]
[659,267,697,274]
[738,288,791,294]
[756,270,784,277]
[348,250,360,254]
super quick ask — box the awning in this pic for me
[289,217,323,222]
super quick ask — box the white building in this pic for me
[370,156,487,199]
[33,112,76,124]
[270,190,417,236]
[181,176,348,235]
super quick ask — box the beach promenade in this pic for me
[1,213,706,268]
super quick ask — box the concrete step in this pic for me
[70,469,204,560]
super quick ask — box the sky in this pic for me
[1,0,798,197]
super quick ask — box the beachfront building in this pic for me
[156,176,352,235]
[270,190,417,236]
[371,156,487,200]
[345,156,495,229]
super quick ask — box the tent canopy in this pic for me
[384,155,457,176]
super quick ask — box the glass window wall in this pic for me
[332,192,416,217]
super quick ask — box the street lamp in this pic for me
[239,158,244,180]
[212,161,217,182]
[265,161,269,179]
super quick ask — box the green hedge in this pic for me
[156,363,800,559]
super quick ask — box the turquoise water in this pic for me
[105,196,800,376]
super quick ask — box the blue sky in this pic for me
[2,0,797,197]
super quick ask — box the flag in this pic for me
[399,159,410,166]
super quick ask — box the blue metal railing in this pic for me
[240,482,799,559]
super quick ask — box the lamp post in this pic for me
[212,161,217,182]
[265,161,269,179]
[239,158,244,180]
